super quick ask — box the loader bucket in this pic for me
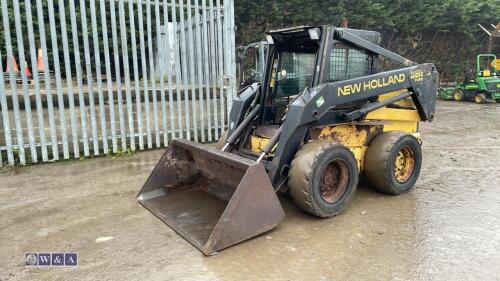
[137,139,285,255]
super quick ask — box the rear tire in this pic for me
[453,89,464,101]
[365,131,422,195]
[289,141,359,218]
[475,93,487,104]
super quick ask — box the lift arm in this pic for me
[335,29,417,67]
[308,63,438,122]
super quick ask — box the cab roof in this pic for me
[267,25,381,46]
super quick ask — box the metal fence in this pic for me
[0,0,236,166]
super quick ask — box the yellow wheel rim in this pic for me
[475,95,482,103]
[393,146,415,183]
[454,92,462,101]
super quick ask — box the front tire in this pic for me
[289,141,359,218]
[365,131,422,195]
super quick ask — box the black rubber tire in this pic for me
[215,130,228,150]
[474,93,487,104]
[453,89,464,101]
[288,141,359,218]
[496,99,500,103]
[365,131,422,195]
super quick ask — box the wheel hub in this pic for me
[475,95,483,103]
[393,146,415,183]
[319,160,349,203]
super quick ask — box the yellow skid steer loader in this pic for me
[138,25,438,255]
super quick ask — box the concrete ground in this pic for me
[1,100,499,281]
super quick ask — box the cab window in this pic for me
[274,51,316,102]
[326,43,373,82]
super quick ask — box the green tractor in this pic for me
[438,54,500,103]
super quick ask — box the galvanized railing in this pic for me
[0,0,236,166]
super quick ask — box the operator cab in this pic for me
[261,25,381,125]
[477,54,498,77]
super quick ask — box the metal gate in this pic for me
[0,0,236,166]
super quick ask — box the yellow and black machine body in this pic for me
[138,25,438,255]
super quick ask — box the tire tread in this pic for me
[365,131,421,195]
[289,141,357,217]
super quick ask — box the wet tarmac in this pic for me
[0,100,499,281]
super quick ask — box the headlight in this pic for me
[266,35,274,45]
[308,28,320,40]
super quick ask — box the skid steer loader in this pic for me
[138,25,438,255]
